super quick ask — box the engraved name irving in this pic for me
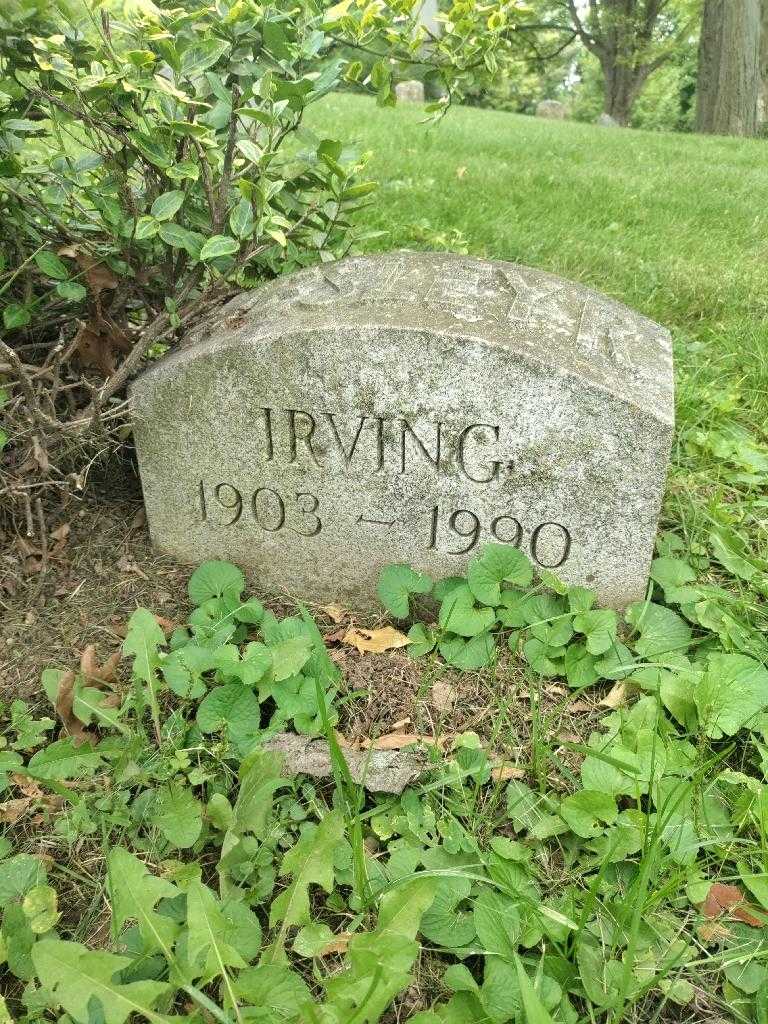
[244,407,512,484]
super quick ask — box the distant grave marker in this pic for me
[131,251,674,608]
[395,80,425,103]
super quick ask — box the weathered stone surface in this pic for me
[535,100,567,120]
[596,112,621,128]
[131,251,674,609]
[395,79,425,103]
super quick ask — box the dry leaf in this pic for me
[319,932,352,956]
[568,700,593,713]
[321,604,347,623]
[342,625,410,655]
[361,732,425,751]
[117,554,149,579]
[431,679,457,712]
[73,317,132,376]
[55,670,96,747]
[456,166,467,178]
[490,763,525,782]
[701,882,765,928]
[361,727,452,751]
[32,436,50,472]
[80,645,120,686]
[599,680,630,709]
[698,919,732,943]
[11,774,43,798]
[0,798,32,823]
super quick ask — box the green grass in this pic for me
[308,92,768,631]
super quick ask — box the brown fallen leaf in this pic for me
[55,670,96,747]
[11,774,43,798]
[80,645,120,686]
[319,932,352,956]
[490,763,525,782]
[568,700,593,714]
[700,882,765,928]
[321,604,347,624]
[0,798,32,823]
[117,554,149,579]
[361,728,453,751]
[599,680,631,709]
[342,625,410,655]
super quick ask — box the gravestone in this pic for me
[596,112,620,128]
[535,100,567,120]
[395,80,425,104]
[131,251,674,609]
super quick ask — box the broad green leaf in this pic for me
[27,738,103,780]
[0,855,47,903]
[230,749,285,838]
[185,881,248,982]
[236,139,262,163]
[188,561,245,604]
[32,940,171,1024]
[199,234,238,260]
[694,653,768,738]
[572,609,617,655]
[22,886,59,934]
[439,631,496,670]
[150,190,184,221]
[270,636,314,681]
[439,584,496,637]
[151,782,203,849]
[233,964,312,1016]
[196,683,261,749]
[377,564,433,618]
[229,198,254,239]
[560,790,617,838]
[158,222,201,254]
[564,642,599,688]
[650,556,696,598]
[420,875,475,948]
[56,281,87,300]
[123,608,165,683]
[318,877,436,1021]
[523,637,564,677]
[3,304,31,329]
[180,39,229,76]
[625,601,692,658]
[467,543,533,605]
[267,810,345,958]
[107,848,180,954]
[293,922,335,957]
[407,622,437,657]
[710,527,758,581]
[473,889,520,959]
[34,251,68,280]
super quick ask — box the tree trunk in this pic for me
[696,0,761,136]
[759,0,768,128]
[601,61,649,125]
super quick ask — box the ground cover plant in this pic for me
[3,535,768,1023]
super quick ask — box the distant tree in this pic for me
[559,0,699,125]
[696,0,761,135]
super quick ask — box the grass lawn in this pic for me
[3,97,768,1024]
